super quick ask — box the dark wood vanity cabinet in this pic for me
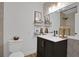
[37,37,45,57]
[37,37,67,57]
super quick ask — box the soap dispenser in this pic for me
[45,27,48,33]
[40,28,43,34]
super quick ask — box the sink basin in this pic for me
[38,34,67,42]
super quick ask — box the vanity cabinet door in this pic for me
[37,37,45,57]
[37,37,67,57]
[45,39,67,57]
[45,40,55,57]
[54,40,67,57]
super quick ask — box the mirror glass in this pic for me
[49,10,60,33]
[60,6,77,36]
[48,2,77,37]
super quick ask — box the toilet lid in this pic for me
[9,51,24,57]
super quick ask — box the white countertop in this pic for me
[68,35,79,40]
[38,33,79,42]
[38,34,67,42]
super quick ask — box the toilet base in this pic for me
[9,51,24,57]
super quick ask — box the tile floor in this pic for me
[25,53,37,57]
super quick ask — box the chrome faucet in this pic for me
[53,30,58,36]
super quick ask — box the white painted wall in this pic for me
[0,2,3,57]
[4,2,43,57]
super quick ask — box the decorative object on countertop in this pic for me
[64,26,70,36]
[13,36,19,40]
[34,29,40,35]
[59,26,65,38]
[59,26,70,38]
[40,28,43,34]
[45,27,48,33]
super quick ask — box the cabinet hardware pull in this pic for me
[42,41,44,47]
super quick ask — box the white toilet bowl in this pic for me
[8,39,24,57]
[9,51,24,57]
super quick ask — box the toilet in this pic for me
[8,39,24,57]
[9,51,24,57]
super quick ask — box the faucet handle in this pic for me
[56,31,58,34]
[75,33,77,35]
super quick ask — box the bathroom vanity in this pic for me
[37,33,79,57]
[35,2,79,57]
[37,34,67,57]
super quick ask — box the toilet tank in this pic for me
[8,39,23,53]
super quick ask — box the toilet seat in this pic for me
[9,51,24,57]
